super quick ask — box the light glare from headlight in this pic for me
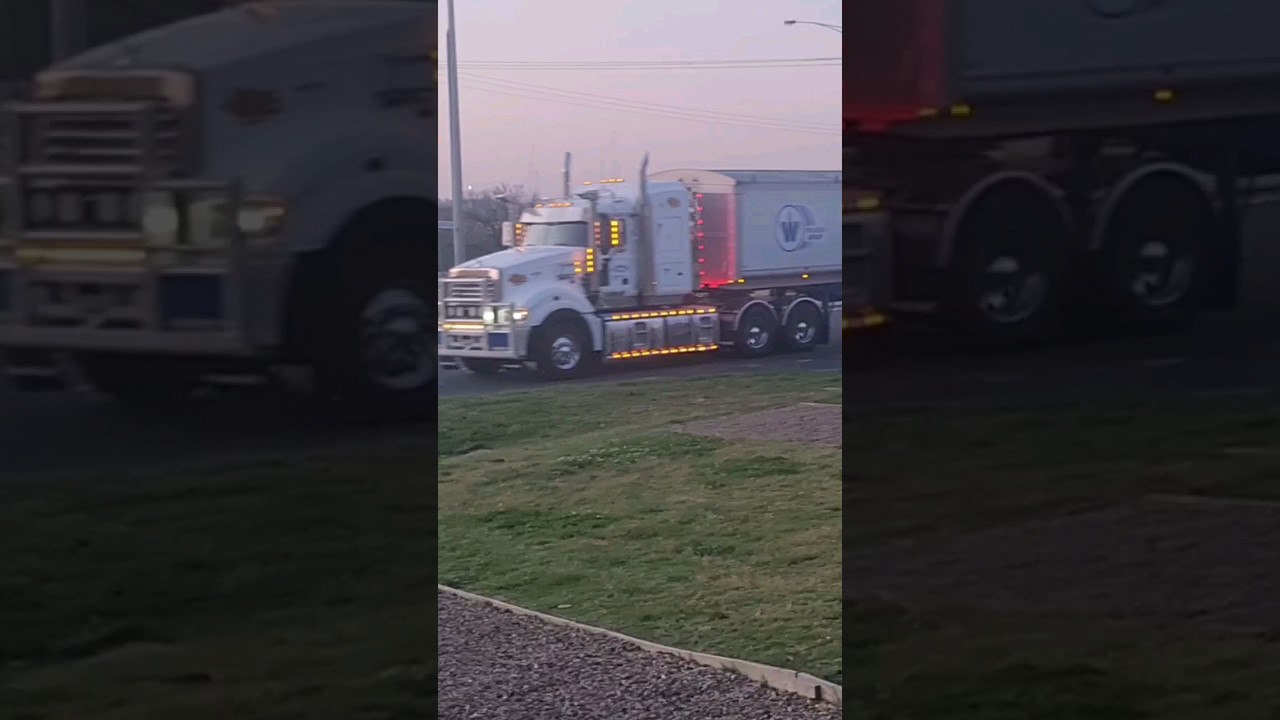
[142,202,180,236]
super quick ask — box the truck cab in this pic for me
[440,161,839,379]
[0,1,437,417]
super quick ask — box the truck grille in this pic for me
[25,109,186,174]
[442,278,497,301]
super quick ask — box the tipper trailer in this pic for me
[438,157,841,379]
[845,0,1280,347]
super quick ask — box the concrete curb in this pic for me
[438,584,842,708]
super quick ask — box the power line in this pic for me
[441,77,838,136]
[442,80,838,136]
[457,73,839,131]
[454,56,841,71]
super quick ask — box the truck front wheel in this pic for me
[532,320,595,380]
[313,230,436,423]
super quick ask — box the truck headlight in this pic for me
[483,306,523,325]
[142,192,286,247]
[487,306,517,324]
[141,193,181,242]
[236,196,287,241]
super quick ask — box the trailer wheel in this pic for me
[782,301,823,352]
[944,179,1071,349]
[533,320,594,380]
[1097,173,1212,332]
[79,354,196,406]
[734,304,779,357]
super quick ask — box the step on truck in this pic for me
[0,1,438,418]
[845,0,1280,348]
[438,156,841,379]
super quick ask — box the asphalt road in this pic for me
[6,199,1280,479]
[852,200,1280,409]
[850,311,1280,410]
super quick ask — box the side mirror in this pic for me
[501,222,516,247]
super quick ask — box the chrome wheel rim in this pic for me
[745,324,770,349]
[359,288,434,391]
[1131,239,1194,308]
[978,254,1047,325]
[549,335,581,371]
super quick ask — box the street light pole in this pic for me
[446,0,467,266]
[50,0,88,62]
[782,19,842,34]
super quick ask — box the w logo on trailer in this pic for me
[775,204,824,253]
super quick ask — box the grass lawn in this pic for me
[849,394,1280,720]
[438,372,843,683]
[0,443,434,720]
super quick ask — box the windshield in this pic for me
[523,222,589,248]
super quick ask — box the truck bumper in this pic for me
[437,324,531,363]
[0,327,251,355]
[0,263,257,357]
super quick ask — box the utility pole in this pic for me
[446,0,467,266]
[50,0,88,63]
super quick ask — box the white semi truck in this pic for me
[0,1,437,418]
[438,157,841,379]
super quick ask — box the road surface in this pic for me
[437,305,844,398]
[6,195,1280,479]
[852,199,1280,409]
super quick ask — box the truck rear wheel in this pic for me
[533,320,594,380]
[781,301,823,352]
[734,304,779,358]
[944,180,1071,349]
[1096,173,1212,332]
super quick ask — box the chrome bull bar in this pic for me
[0,172,255,355]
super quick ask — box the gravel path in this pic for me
[438,592,841,720]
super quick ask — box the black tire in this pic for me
[943,180,1072,350]
[312,215,436,423]
[78,354,196,407]
[532,320,594,380]
[461,358,503,375]
[1096,173,1212,333]
[781,301,824,352]
[734,304,779,358]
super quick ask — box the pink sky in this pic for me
[437,0,841,197]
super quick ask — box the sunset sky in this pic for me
[437,0,841,198]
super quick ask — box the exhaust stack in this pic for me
[562,152,572,198]
[637,152,651,304]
